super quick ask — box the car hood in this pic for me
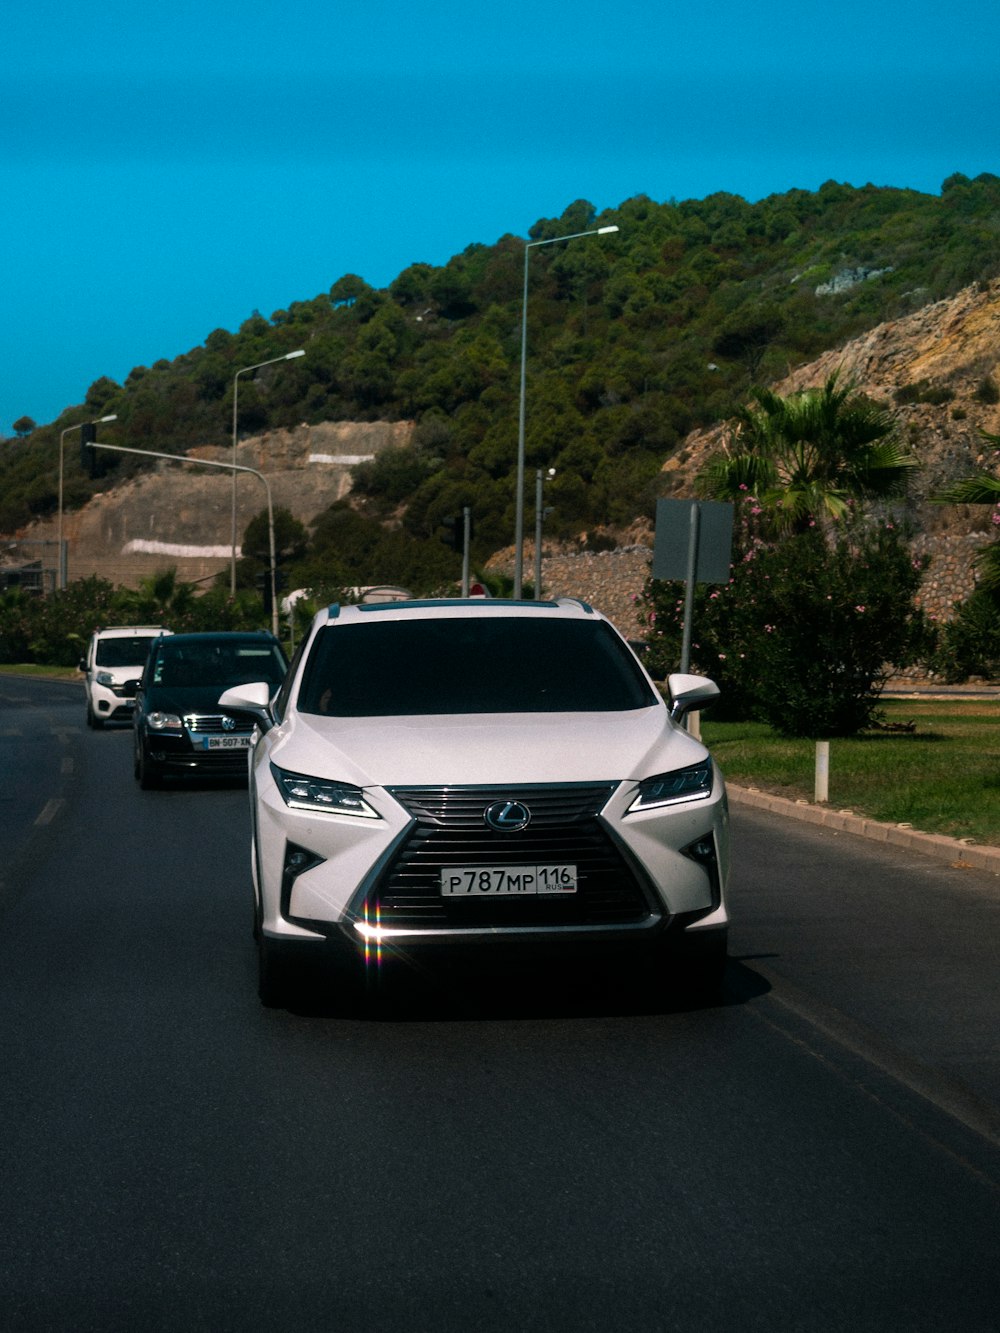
[270,706,708,787]
[141,685,249,716]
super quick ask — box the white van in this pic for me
[79,625,172,728]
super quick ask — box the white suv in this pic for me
[220,598,729,1010]
[80,625,171,728]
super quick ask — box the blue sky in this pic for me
[3,0,998,435]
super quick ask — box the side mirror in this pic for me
[218,681,275,733]
[667,672,720,723]
[78,658,86,673]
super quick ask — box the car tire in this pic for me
[136,738,162,790]
[257,934,302,1009]
[86,703,103,730]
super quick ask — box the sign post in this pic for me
[653,498,734,672]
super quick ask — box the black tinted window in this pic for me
[96,637,159,667]
[152,640,287,688]
[298,618,657,716]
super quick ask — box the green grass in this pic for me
[0,663,81,680]
[702,699,1000,847]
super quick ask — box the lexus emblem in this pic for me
[484,800,531,833]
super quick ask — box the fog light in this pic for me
[681,834,721,908]
[280,843,326,918]
[683,835,715,865]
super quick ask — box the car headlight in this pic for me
[271,764,380,818]
[96,671,115,686]
[628,759,714,812]
[146,711,183,732]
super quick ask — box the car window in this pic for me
[152,641,287,688]
[273,637,309,722]
[297,618,657,716]
[95,637,159,668]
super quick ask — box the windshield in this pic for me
[95,637,160,668]
[297,617,658,716]
[152,640,287,688]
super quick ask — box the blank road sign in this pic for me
[653,498,734,584]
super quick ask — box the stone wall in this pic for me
[911,530,984,620]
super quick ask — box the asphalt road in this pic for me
[2,676,1000,1332]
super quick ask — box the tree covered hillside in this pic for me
[4,173,1000,564]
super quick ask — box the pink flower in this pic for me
[855,605,866,613]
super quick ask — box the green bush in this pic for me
[931,588,1000,681]
[639,516,933,737]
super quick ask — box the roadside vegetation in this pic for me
[703,699,1000,848]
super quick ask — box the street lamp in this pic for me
[89,440,282,637]
[57,413,117,590]
[230,349,305,595]
[534,467,556,599]
[514,223,618,597]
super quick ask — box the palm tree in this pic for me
[118,568,197,624]
[699,373,918,535]
[935,431,1000,592]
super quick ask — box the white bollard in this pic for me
[815,740,830,803]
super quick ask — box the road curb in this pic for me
[729,784,1000,875]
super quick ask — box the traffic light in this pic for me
[440,511,472,551]
[80,421,98,478]
[255,570,272,618]
[440,515,459,550]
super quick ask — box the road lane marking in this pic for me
[731,961,1000,1164]
[61,757,74,774]
[34,799,65,826]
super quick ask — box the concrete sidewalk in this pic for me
[729,783,1000,876]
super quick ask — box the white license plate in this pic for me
[441,865,578,896]
[201,736,251,750]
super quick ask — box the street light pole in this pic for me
[534,467,555,599]
[230,349,305,595]
[57,413,117,590]
[514,224,618,598]
[92,440,281,637]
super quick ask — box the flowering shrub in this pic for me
[639,513,933,737]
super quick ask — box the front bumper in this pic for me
[91,684,136,720]
[254,774,730,956]
[141,730,252,777]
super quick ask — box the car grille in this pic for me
[365,783,653,931]
[183,712,253,735]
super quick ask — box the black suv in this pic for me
[133,631,288,788]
